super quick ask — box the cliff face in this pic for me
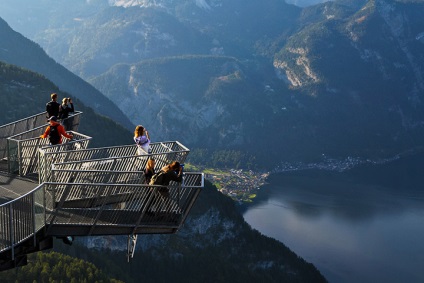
[276,0,424,94]
[89,56,250,148]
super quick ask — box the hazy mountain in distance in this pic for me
[1,0,424,168]
[285,0,332,7]
[0,60,132,147]
[0,0,300,78]
[0,15,134,129]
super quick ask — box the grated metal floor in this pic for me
[0,161,38,205]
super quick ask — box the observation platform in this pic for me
[0,112,203,271]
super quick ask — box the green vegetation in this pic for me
[188,148,257,170]
[0,61,132,148]
[1,251,123,283]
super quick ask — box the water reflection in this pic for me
[243,155,424,283]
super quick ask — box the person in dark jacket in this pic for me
[150,161,183,198]
[58,97,75,130]
[46,93,60,119]
[157,161,183,186]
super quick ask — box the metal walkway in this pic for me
[0,113,203,270]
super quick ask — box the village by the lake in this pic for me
[203,168,269,203]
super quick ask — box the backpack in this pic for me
[149,171,166,185]
[49,124,61,145]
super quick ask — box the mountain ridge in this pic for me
[1,0,424,168]
[0,17,134,130]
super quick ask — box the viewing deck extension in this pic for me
[0,112,203,271]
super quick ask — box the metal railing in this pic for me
[0,112,82,160]
[45,173,203,236]
[50,169,145,185]
[0,184,46,255]
[0,113,204,265]
[7,131,91,176]
[0,113,47,160]
[0,172,203,255]
[39,141,190,183]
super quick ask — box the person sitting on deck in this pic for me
[39,116,73,145]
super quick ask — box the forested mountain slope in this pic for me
[1,0,424,169]
[0,61,131,147]
[0,17,133,130]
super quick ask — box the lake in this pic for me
[243,153,424,283]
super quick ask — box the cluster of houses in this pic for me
[206,169,269,202]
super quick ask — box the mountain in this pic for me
[0,61,325,282]
[0,60,326,282]
[0,17,134,130]
[0,0,303,166]
[1,0,424,169]
[274,0,424,157]
[0,61,132,147]
[286,0,331,7]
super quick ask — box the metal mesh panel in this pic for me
[51,170,145,184]
[0,112,82,160]
[0,205,11,252]
[0,112,47,160]
[1,113,204,253]
[39,141,189,183]
[6,139,19,174]
[46,174,203,235]
[8,131,91,177]
[60,112,81,132]
[0,184,45,254]
[34,188,46,231]
[12,196,34,245]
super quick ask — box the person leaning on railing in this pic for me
[39,116,73,145]
[150,161,183,198]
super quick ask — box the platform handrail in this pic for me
[0,113,204,269]
[45,174,203,236]
[0,183,46,256]
[0,112,82,160]
[39,141,190,183]
[0,172,203,255]
[7,131,91,177]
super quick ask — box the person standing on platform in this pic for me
[40,116,73,145]
[46,93,60,119]
[134,125,151,155]
[58,97,75,130]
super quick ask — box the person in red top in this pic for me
[40,116,73,145]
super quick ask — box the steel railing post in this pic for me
[9,205,14,261]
